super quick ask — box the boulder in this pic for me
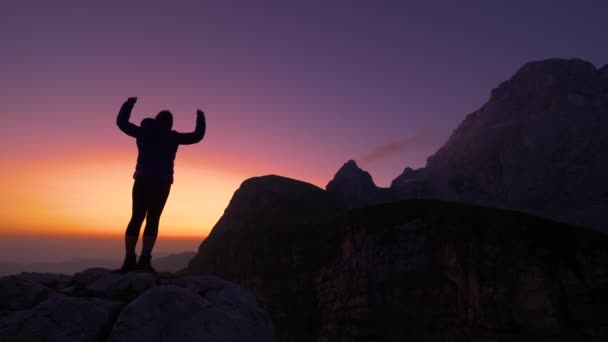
[73,267,115,288]
[0,269,274,342]
[84,271,157,299]
[107,283,274,342]
[0,294,121,342]
[12,272,72,289]
[0,276,49,311]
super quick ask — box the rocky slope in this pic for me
[0,269,275,342]
[390,58,608,231]
[189,175,608,341]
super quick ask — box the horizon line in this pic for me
[0,230,207,240]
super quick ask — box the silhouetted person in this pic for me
[116,97,206,272]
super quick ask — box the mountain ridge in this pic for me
[188,58,608,341]
[327,58,608,231]
[189,174,608,341]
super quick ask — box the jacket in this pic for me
[116,100,206,183]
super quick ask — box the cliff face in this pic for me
[189,175,608,341]
[316,202,608,341]
[392,59,608,231]
[0,269,275,342]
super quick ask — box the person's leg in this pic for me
[138,181,171,270]
[121,180,148,272]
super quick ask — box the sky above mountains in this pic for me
[1,0,607,242]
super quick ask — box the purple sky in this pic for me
[2,0,607,185]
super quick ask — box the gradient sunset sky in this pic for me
[1,1,607,261]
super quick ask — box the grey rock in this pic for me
[85,271,157,299]
[0,276,49,310]
[0,294,121,342]
[107,284,275,342]
[73,267,114,288]
[0,269,274,342]
[13,272,72,289]
[165,275,261,313]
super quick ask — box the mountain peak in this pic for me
[393,57,608,231]
[490,58,601,101]
[344,159,359,168]
[326,160,391,209]
[326,160,375,193]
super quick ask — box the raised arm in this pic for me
[116,97,139,138]
[176,110,206,145]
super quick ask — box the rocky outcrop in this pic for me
[108,278,272,342]
[326,160,392,208]
[0,294,121,342]
[0,276,51,311]
[0,269,275,342]
[391,58,608,231]
[189,175,336,342]
[189,175,608,341]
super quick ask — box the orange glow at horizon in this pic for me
[0,144,328,239]
[1,151,239,238]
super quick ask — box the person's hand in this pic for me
[196,109,205,118]
[127,97,138,104]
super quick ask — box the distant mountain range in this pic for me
[189,59,608,341]
[329,59,608,232]
[0,252,195,276]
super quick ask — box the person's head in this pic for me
[155,110,173,129]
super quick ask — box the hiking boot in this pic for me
[137,254,156,273]
[120,254,137,273]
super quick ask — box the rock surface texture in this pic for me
[190,175,608,342]
[0,270,275,342]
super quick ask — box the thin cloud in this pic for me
[360,132,432,165]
